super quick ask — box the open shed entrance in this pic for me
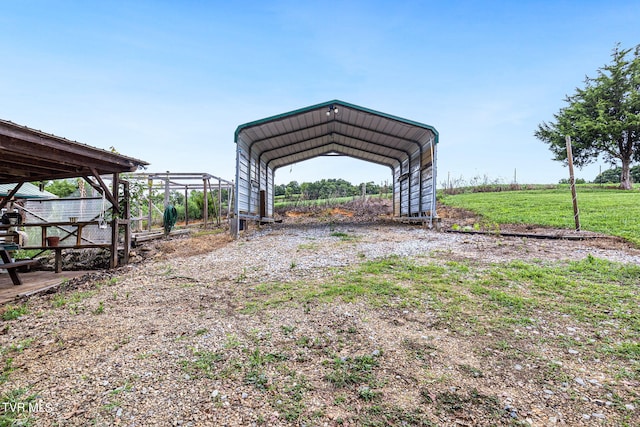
[233,100,439,237]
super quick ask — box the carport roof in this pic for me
[235,100,438,171]
[0,119,148,185]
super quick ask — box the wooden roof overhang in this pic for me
[0,119,148,211]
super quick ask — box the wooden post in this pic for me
[123,180,131,265]
[565,136,581,231]
[110,173,120,268]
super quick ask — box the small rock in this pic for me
[543,389,554,395]
[372,349,381,357]
[592,413,606,419]
[241,392,248,399]
[211,390,219,399]
[582,414,591,420]
[574,377,586,386]
[625,403,635,411]
[514,364,523,371]
[568,349,579,355]
[588,379,601,386]
[116,408,123,417]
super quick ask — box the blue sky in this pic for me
[2,1,638,186]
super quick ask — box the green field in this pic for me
[440,186,640,246]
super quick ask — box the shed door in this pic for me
[259,190,266,218]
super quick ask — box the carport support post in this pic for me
[234,147,241,239]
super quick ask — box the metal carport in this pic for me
[233,100,439,235]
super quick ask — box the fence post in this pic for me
[565,135,581,231]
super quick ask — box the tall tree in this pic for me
[535,44,640,189]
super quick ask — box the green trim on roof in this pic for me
[234,99,438,144]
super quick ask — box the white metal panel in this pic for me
[235,100,439,222]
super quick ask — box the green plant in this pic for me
[325,354,380,388]
[93,301,105,315]
[1,304,29,321]
[181,350,226,378]
[357,386,381,401]
[0,388,37,426]
[280,325,296,335]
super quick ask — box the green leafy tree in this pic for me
[45,179,77,197]
[594,165,640,184]
[285,181,301,198]
[535,44,640,189]
[274,184,286,196]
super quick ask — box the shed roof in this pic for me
[235,100,438,171]
[0,182,57,199]
[0,119,148,185]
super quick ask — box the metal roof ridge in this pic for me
[234,99,438,144]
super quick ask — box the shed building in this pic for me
[234,100,439,233]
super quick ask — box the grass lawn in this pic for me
[440,186,640,246]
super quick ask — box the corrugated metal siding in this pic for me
[237,137,251,214]
[393,166,401,216]
[421,164,434,214]
[235,101,438,222]
[249,149,260,216]
[266,168,274,217]
[409,155,421,215]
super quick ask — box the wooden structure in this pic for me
[0,270,89,305]
[0,118,148,278]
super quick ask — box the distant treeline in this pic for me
[275,179,391,200]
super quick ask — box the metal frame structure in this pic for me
[233,100,439,237]
[127,172,234,230]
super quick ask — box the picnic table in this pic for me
[0,242,38,286]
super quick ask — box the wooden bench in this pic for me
[0,244,39,286]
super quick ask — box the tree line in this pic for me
[274,179,390,200]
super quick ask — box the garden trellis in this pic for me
[126,172,234,231]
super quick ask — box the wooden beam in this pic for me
[0,182,23,211]
[90,168,120,214]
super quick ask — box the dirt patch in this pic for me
[2,209,639,426]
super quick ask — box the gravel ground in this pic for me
[1,218,639,426]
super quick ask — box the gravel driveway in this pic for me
[2,220,639,426]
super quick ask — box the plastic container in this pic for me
[46,236,60,247]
